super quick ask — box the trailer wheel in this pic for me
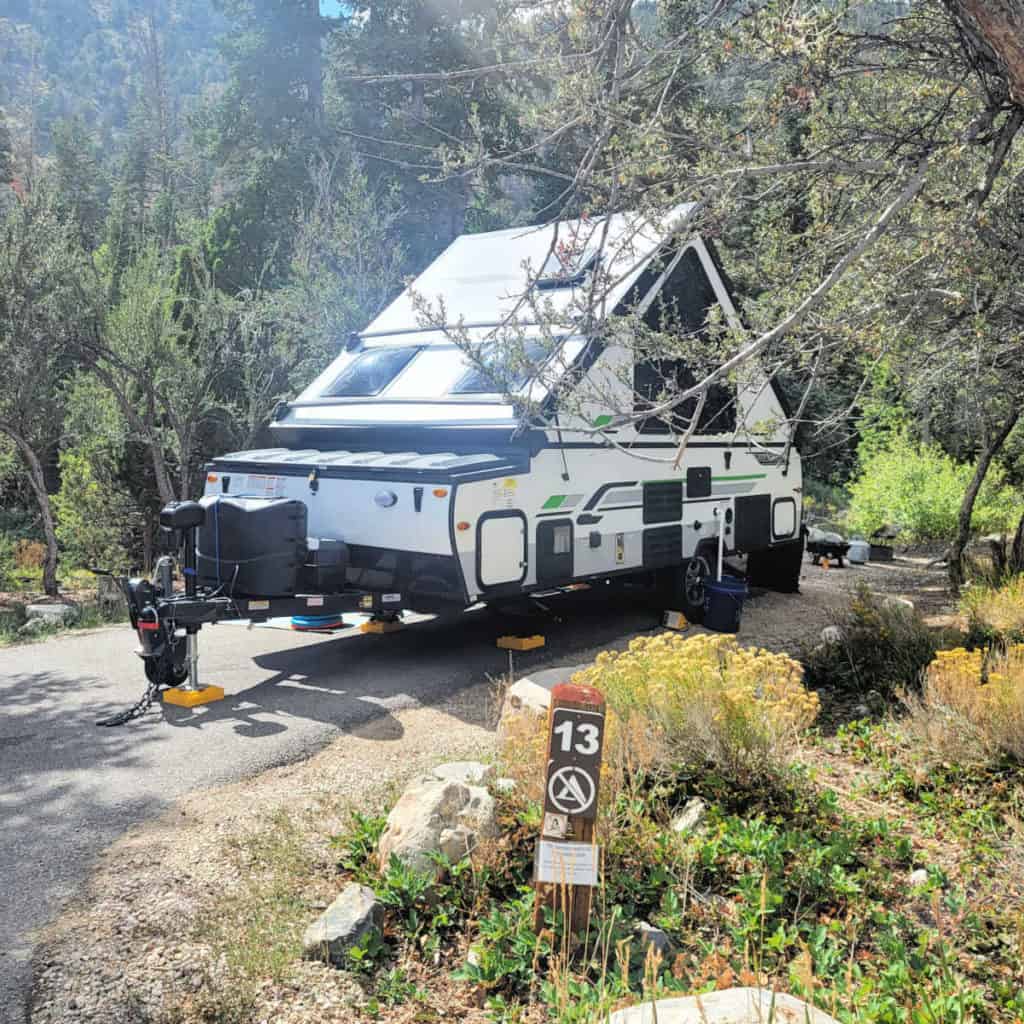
[747,537,804,594]
[664,545,715,623]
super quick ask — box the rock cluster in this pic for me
[18,602,80,635]
[304,760,503,965]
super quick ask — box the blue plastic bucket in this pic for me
[290,613,347,632]
[703,576,748,634]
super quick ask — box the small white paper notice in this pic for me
[535,840,599,886]
[542,812,569,839]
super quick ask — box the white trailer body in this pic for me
[203,208,803,618]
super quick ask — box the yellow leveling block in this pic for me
[163,685,225,708]
[662,610,689,631]
[497,635,545,651]
[361,619,402,634]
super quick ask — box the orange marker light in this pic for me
[433,488,449,498]
[207,474,218,483]
[456,521,471,531]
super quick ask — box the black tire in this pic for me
[144,649,188,688]
[659,545,715,623]
[747,537,805,594]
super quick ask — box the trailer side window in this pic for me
[634,247,736,435]
[452,339,553,395]
[323,347,418,397]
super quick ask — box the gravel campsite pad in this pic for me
[29,556,959,1024]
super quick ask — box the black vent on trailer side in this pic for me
[537,519,574,583]
[643,525,682,568]
[685,466,712,499]
[643,480,683,524]
[734,493,771,552]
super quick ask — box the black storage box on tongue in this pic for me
[197,496,307,596]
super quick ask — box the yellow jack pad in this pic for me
[662,610,689,631]
[361,620,402,634]
[163,685,225,708]
[497,635,545,651]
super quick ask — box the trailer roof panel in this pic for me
[363,205,694,339]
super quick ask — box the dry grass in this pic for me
[962,575,1024,644]
[905,645,1024,765]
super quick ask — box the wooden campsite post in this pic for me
[533,681,605,937]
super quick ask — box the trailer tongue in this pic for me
[97,497,405,726]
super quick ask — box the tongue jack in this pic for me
[163,514,224,708]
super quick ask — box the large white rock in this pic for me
[671,797,707,835]
[303,884,382,965]
[378,778,497,876]
[25,603,79,625]
[496,664,590,743]
[607,988,840,1024]
[820,625,844,645]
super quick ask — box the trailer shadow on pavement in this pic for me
[156,585,667,737]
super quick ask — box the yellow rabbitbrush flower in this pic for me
[911,645,1024,765]
[572,633,818,786]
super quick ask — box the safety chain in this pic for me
[95,677,163,728]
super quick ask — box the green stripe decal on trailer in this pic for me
[711,474,768,482]
[542,495,566,509]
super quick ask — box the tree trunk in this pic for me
[949,407,1021,591]
[2,426,60,596]
[1010,512,1024,574]
[947,1,1024,105]
[87,363,177,504]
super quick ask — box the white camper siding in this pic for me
[453,439,801,602]
[202,473,455,556]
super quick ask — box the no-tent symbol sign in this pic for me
[543,706,604,822]
[547,765,596,815]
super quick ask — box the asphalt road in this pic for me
[0,588,663,1023]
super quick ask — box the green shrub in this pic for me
[52,449,136,571]
[846,433,1018,543]
[801,585,939,698]
[802,477,849,525]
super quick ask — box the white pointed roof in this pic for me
[363,205,695,338]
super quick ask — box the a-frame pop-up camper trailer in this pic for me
[115,209,803,697]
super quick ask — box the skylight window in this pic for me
[323,347,417,397]
[452,339,554,394]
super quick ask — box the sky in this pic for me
[319,0,351,18]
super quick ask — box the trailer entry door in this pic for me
[477,512,527,589]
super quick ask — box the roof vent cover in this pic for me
[536,243,600,289]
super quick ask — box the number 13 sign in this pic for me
[544,705,604,821]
